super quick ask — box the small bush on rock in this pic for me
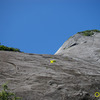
[77,29,100,36]
[0,83,22,100]
[0,43,21,52]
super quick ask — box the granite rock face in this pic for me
[55,32,100,65]
[0,51,100,100]
[0,31,100,100]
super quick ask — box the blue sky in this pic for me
[0,0,100,54]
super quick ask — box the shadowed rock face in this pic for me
[0,51,100,100]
